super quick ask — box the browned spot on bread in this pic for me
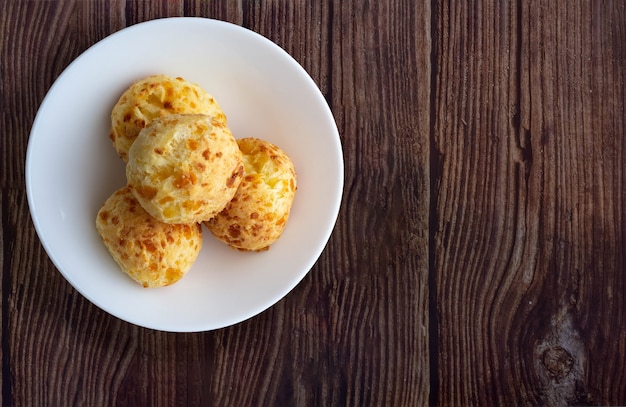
[135,185,158,200]
[138,239,156,253]
[182,200,202,212]
[228,224,241,238]
[226,166,243,188]
[159,196,174,204]
[166,267,182,284]
[174,172,197,188]
[187,139,199,150]
[99,210,109,222]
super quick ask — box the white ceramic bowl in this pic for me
[26,18,343,332]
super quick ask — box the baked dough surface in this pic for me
[126,114,243,224]
[109,74,226,162]
[205,137,296,251]
[96,186,203,288]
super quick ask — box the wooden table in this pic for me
[2,1,624,405]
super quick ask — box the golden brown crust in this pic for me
[126,114,243,224]
[95,186,202,288]
[109,74,226,162]
[205,137,297,251]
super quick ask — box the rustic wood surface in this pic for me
[0,1,623,405]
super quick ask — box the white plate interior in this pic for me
[26,18,343,332]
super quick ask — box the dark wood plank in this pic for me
[433,0,626,405]
[322,0,431,404]
[2,0,432,405]
[432,1,523,403]
[0,189,4,407]
[520,1,626,404]
[122,0,242,26]
[8,0,623,406]
[1,1,78,187]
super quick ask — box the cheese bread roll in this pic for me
[96,186,202,288]
[205,138,296,251]
[110,74,226,161]
[126,114,244,224]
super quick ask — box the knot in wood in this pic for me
[541,346,574,380]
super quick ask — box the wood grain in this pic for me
[522,2,626,404]
[1,0,431,405]
[432,1,523,404]
[2,0,625,405]
[324,0,431,405]
[432,0,625,405]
